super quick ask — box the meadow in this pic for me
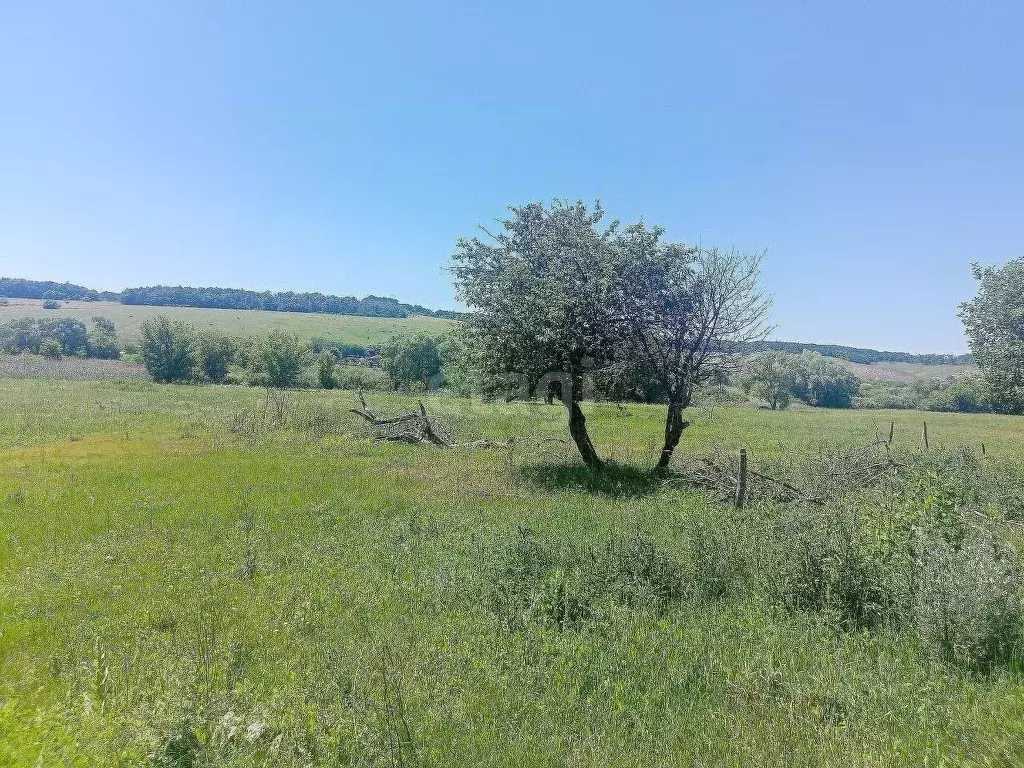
[0,299,456,346]
[2,378,1024,766]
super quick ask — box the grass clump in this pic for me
[482,527,688,631]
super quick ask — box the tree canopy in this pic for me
[959,257,1024,413]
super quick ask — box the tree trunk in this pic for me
[567,399,603,470]
[656,400,690,470]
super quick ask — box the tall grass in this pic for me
[1,379,1024,765]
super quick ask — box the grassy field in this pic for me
[2,379,1024,766]
[841,359,978,383]
[0,299,457,345]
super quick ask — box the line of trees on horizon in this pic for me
[0,277,464,320]
[0,277,974,365]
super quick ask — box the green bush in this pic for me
[38,338,63,359]
[139,316,197,383]
[248,330,309,389]
[334,364,390,391]
[380,333,442,390]
[316,352,338,389]
[196,331,236,383]
[86,317,120,359]
[41,299,61,309]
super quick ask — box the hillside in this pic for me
[0,298,456,346]
[0,277,462,319]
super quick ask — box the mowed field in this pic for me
[0,299,457,345]
[2,377,1024,766]
[841,359,978,383]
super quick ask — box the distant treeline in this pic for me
[741,340,973,366]
[0,278,971,364]
[0,278,120,302]
[0,277,464,320]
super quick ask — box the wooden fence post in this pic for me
[888,421,895,446]
[735,449,748,509]
[922,421,929,451]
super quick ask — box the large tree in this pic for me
[959,258,1024,413]
[611,224,772,469]
[451,201,620,469]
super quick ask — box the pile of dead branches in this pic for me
[669,439,904,507]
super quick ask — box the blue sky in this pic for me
[1,1,1021,353]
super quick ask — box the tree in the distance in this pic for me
[379,333,442,390]
[959,257,1024,413]
[140,316,196,383]
[87,316,121,359]
[196,331,236,383]
[739,350,800,410]
[793,351,860,408]
[251,330,308,389]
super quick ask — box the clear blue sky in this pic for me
[2,1,1022,353]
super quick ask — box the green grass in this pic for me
[0,298,457,345]
[2,379,1024,765]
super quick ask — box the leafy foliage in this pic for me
[793,352,861,408]
[379,333,442,390]
[139,316,197,383]
[740,350,799,409]
[452,200,621,468]
[959,257,1024,412]
[86,316,121,359]
[316,352,338,390]
[250,330,309,389]
[196,331,236,384]
[0,317,91,357]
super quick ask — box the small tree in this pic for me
[42,318,89,356]
[195,331,235,383]
[740,350,800,409]
[793,352,860,408]
[452,201,620,469]
[611,224,772,469]
[87,317,120,359]
[252,330,308,388]
[317,351,339,389]
[380,333,442,390]
[39,338,63,359]
[959,257,1024,413]
[437,327,479,397]
[140,316,196,383]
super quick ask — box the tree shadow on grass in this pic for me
[519,460,668,498]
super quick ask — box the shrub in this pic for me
[794,352,861,408]
[196,331,236,383]
[380,333,442,390]
[38,338,63,359]
[86,317,120,359]
[316,352,338,389]
[334,364,390,391]
[41,299,61,309]
[249,330,308,388]
[437,328,478,397]
[740,350,801,409]
[140,316,197,383]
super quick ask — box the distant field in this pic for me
[838,359,977,382]
[0,298,457,345]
